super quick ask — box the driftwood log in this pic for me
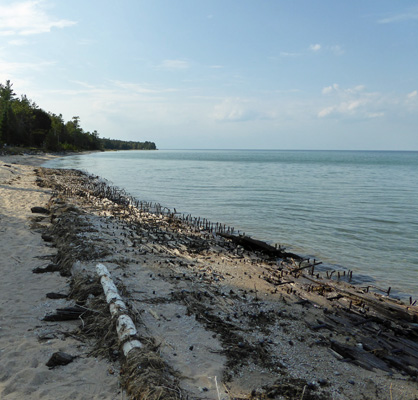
[96,263,143,356]
[220,233,303,259]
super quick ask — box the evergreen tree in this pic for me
[0,80,157,151]
[0,80,17,145]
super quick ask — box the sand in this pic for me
[0,155,120,399]
[0,153,417,400]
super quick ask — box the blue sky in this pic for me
[1,0,417,150]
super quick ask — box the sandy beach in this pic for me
[0,154,417,400]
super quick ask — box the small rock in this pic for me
[38,332,56,341]
[46,292,68,299]
[41,234,53,242]
[31,206,50,214]
[32,264,60,274]
[46,352,75,369]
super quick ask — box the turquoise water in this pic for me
[44,150,418,300]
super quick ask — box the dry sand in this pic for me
[0,153,417,400]
[0,155,120,399]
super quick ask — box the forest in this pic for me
[0,80,156,152]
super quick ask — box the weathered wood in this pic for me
[46,292,68,299]
[32,264,60,273]
[330,341,392,372]
[292,261,323,273]
[220,234,303,260]
[41,233,54,242]
[96,263,143,356]
[43,305,86,321]
[31,206,50,214]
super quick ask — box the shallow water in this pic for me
[44,150,418,299]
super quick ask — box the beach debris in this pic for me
[250,376,329,400]
[37,332,57,341]
[46,292,68,299]
[220,233,303,260]
[46,351,75,369]
[33,166,418,398]
[96,263,142,356]
[32,264,60,273]
[31,206,50,214]
[95,264,183,399]
[41,233,54,242]
[43,305,87,321]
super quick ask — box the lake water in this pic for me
[44,150,418,300]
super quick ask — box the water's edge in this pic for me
[43,150,418,300]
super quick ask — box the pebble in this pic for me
[318,378,329,387]
[308,381,318,389]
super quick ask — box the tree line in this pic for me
[0,80,156,152]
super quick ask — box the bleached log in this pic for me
[96,263,142,355]
[122,340,143,355]
[117,314,138,342]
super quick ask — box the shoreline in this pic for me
[1,154,417,399]
[42,149,418,302]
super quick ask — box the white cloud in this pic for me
[110,80,179,95]
[0,58,55,80]
[318,86,418,121]
[310,43,321,52]
[407,90,417,99]
[329,45,345,56]
[280,51,301,57]
[318,84,383,120]
[7,39,28,46]
[322,84,339,94]
[317,106,334,118]
[367,112,385,118]
[378,8,418,24]
[212,98,259,122]
[0,1,76,36]
[158,59,190,70]
[405,90,418,112]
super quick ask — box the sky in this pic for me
[0,0,417,150]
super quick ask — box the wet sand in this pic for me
[0,154,417,399]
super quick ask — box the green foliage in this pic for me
[0,80,16,104]
[100,138,156,150]
[0,80,17,145]
[0,80,157,152]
